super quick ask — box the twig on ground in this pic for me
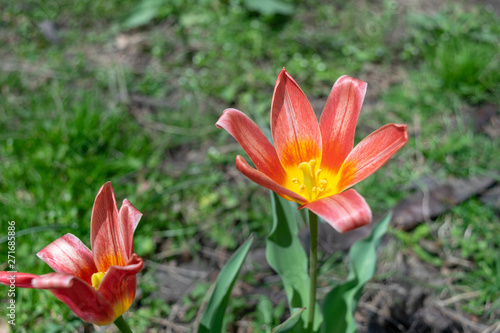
[480,322,500,333]
[434,303,489,332]
[435,291,481,307]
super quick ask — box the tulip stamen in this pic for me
[296,159,328,201]
[91,272,106,290]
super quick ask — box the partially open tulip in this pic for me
[0,182,143,325]
[216,68,408,232]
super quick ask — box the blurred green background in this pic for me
[0,0,499,332]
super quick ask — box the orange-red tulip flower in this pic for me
[217,68,408,232]
[0,182,143,325]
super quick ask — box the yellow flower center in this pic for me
[291,159,328,201]
[91,271,106,290]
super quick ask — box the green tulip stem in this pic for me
[307,209,318,333]
[114,315,133,333]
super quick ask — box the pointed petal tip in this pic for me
[400,124,409,142]
[319,74,368,173]
[94,182,115,202]
[282,68,298,84]
[394,123,409,138]
[216,108,237,128]
[337,122,409,191]
[0,272,40,288]
[276,68,297,87]
[120,199,143,225]
[336,74,367,84]
[101,181,113,190]
[217,109,288,182]
[275,68,287,86]
[386,123,410,145]
[119,198,143,257]
[335,75,368,94]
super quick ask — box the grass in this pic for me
[442,200,500,316]
[0,0,499,331]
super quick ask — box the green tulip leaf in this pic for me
[266,191,321,332]
[321,212,392,333]
[243,0,295,16]
[272,308,306,333]
[199,235,254,333]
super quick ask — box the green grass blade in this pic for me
[198,236,254,333]
[321,212,392,333]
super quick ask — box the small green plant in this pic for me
[403,6,500,102]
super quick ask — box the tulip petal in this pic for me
[91,182,126,273]
[319,76,367,173]
[37,233,97,284]
[118,199,142,257]
[271,68,322,172]
[32,273,116,325]
[216,108,287,183]
[303,189,372,233]
[0,271,40,288]
[337,124,409,191]
[98,254,143,319]
[236,155,307,204]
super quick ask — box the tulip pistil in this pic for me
[91,272,105,290]
[297,160,328,201]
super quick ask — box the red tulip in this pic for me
[216,68,408,232]
[0,182,143,325]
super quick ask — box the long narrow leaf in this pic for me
[321,212,392,333]
[266,191,321,332]
[272,308,306,333]
[199,236,254,333]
